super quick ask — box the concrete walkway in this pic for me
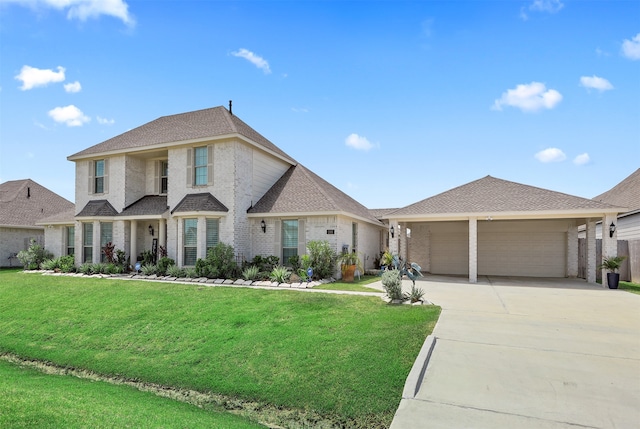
[379,275,640,429]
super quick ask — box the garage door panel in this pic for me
[478,232,566,277]
[430,233,468,275]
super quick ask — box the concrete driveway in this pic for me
[383,276,640,429]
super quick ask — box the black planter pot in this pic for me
[607,272,620,289]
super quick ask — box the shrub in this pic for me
[41,258,58,271]
[288,255,300,271]
[17,239,53,270]
[242,265,260,281]
[200,243,238,279]
[156,257,175,276]
[78,263,93,275]
[58,255,76,273]
[249,255,280,272]
[105,263,123,275]
[408,284,425,303]
[307,240,337,280]
[195,259,213,278]
[166,265,185,278]
[382,269,406,301]
[269,266,291,283]
[140,264,157,276]
[184,268,198,278]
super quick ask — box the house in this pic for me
[0,179,74,267]
[65,105,384,272]
[383,175,626,286]
[592,168,640,282]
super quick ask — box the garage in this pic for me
[384,175,623,283]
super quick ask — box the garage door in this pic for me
[478,231,566,277]
[430,232,469,275]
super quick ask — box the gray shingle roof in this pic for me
[593,168,639,213]
[76,200,119,217]
[388,175,623,217]
[171,193,228,214]
[248,165,382,225]
[36,208,76,225]
[0,179,74,227]
[369,208,399,220]
[119,196,169,216]
[68,106,295,164]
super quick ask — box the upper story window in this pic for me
[187,146,213,187]
[90,159,108,194]
[161,161,169,194]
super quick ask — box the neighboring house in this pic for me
[592,168,640,282]
[0,179,74,267]
[66,106,384,272]
[383,175,626,286]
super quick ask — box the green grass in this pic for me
[619,281,640,295]
[0,271,440,428]
[0,359,263,428]
[313,274,382,292]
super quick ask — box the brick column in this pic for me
[566,221,578,278]
[601,214,618,288]
[586,219,597,284]
[469,217,478,283]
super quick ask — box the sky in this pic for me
[0,0,638,209]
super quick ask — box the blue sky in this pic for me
[1,0,638,209]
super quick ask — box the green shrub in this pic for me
[382,269,406,301]
[248,255,280,272]
[139,250,155,266]
[166,265,185,278]
[408,284,425,303]
[140,264,157,276]
[184,268,198,278]
[196,243,238,279]
[16,239,53,270]
[269,266,291,283]
[78,263,93,275]
[307,240,337,280]
[156,257,175,276]
[242,265,260,281]
[58,255,76,273]
[41,258,58,271]
[288,255,300,270]
[105,263,123,275]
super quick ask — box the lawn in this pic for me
[313,274,382,292]
[0,359,263,429]
[0,270,440,428]
[619,281,640,295]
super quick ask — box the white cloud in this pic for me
[4,0,135,26]
[621,33,640,60]
[97,116,115,125]
[492,82,562,112]
[573,153,590,165]
[535,148,566,163]
[64,81,82,93]
[291,107,309,113]
[231,48,271,74]
[345,133,376,151]
[48,105,90,127]
[520,0,564,20]
[580,75,613,92]
[15,65,65,90]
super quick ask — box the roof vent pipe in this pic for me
[229,100,232,115]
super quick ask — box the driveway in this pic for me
[381,276,640,429]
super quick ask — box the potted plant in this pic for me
[599,256,626,289]
[339,251,362,282]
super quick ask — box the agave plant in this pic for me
[269,266,291,283]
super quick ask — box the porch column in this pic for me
[130,219,138,266]
[586,219,597,284]
[389,219,399,256]
[566,221,578,278]
[158,218,166,254]
[601,213,618,288]
[469,217,478,283]
[399,223,407,262]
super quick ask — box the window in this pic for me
[160,161,168,194]
[95,160,105,193]
[183,219,197,266]
[66,226,75,256]
[100,222,112,262]
[282,220,298,264]
[83,223,93,263]
[206,219,219,255]
[194,147,208,186]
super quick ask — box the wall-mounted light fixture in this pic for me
[390,225,395,238]
[261,219,266,233]
[148,225,154,236]
[609,222,616,238]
